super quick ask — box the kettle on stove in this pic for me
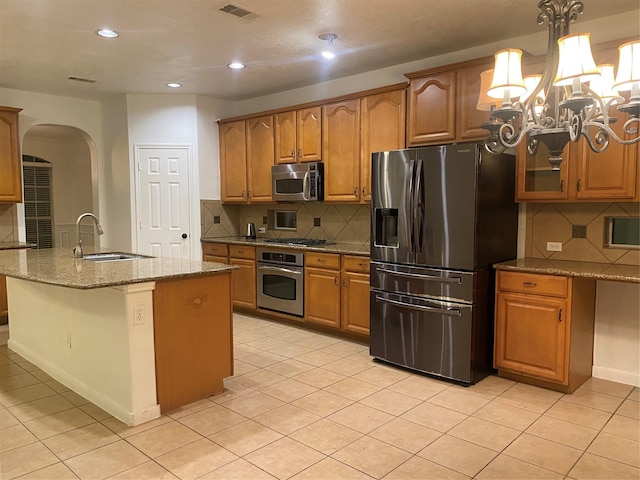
[245,222,256,239]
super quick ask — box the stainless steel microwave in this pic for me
[271,162,324,202]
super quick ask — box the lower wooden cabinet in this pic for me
[229,245,256,310]
[341,255,370,335]
[494,270,596,393]
[153,273,233,412]
[0,274,7,319]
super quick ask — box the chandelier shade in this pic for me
[477,69,500,111]
[553,33,599,86]
[589,64,619,101]
[487,49,527,100]
[613,41,640,92]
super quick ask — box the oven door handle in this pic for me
[259,265,303,276]
[376,267,462,284]
[375,295,461,316]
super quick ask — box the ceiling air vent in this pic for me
[218,3,259,20]
[67,76,97,83]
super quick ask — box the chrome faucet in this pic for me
[73,213,104,259]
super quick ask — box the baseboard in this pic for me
[7,338,161,426]
[592,365,640,387]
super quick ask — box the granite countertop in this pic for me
[0,247,236,289]
[201,236,370,256]
[494,258,640,283]
[0,241,36,250]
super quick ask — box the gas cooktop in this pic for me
[264,238,332,246]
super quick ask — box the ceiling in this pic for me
[1,0,638,102]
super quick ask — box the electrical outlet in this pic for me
[546,241,563,252]
[134,305,145,325]
[258,227,266,233]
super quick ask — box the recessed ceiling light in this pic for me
[96,29,119,38]
[228,62,246,70]
[166,82,182,88]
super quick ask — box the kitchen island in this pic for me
[0,248,236,426]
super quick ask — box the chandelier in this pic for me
[480,0,640,170]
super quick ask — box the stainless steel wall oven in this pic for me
[256,248,304,317]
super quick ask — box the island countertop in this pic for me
[0,247,236,289]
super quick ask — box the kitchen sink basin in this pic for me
[83,252,153,262]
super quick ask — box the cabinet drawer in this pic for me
[306,252,340,269]
[202,243,228,257]
[229,245,256,260]
[343,255,370,273]
[497,271,568,298]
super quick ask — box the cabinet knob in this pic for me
[298,148,302,159]
[343,278,347,287]
[193,298,202,305]
[354,187,358,195]
[334,277,339,286]
[291,149,295,157]
[362,187,366,196]
[242,190,246,198]
[577,179,582,192]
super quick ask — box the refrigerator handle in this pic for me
[413,158,423,255]
[375,295,462,316]
[408,159,416,256]
[376,267,462,284]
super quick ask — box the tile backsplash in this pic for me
[0,204,17,242]
[525,202,640,266]
[201,200,370,246]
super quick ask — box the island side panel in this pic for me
[6,278,160,425]
[153,272,233,412]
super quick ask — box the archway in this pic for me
[21,125,99,248]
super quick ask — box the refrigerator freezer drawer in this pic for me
[370,290,474,383]
[371,261,475,303]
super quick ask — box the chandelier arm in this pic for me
[582,119,640,146]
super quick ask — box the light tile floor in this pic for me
[1,313,639,479]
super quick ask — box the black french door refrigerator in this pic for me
[370,143,518,384]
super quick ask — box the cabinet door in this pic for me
[275,111,296,164]
[246,115,275,203]
[360,90,406,202]
[305,267,341,328]
[219,121,248,203]
[574,108,638,200]
[323,100,361,202]
[341,272,370,335]
[0,107,23,203]
[407,71,456,146]
[230,258,256,309]
[0,274,7,318]
[457,62,494,141]
[297,107,322,162]
[495,291,568,384]
[516,139,570,201]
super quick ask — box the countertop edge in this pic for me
[201,237,370,256]
[494,259,640,283]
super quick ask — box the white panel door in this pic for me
[136,146,191,259]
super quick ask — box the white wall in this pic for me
[101,95,132,250]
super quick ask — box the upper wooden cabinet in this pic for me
[0,107,23,203]
[219,120,248,203]
[360,89,406,202]
[405,58,493,147]
[275,107,322,164]
[219,116,275,203]
[323,99,361,202]
[246,115,275,203]
[323,86,406,203]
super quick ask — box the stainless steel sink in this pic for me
[83,252,153,262]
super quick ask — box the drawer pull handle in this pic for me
[523,281,537,287]
[317,259,325,263]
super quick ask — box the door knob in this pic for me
[182,233,188,239]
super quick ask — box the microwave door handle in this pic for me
[302,172,310,201]
[375,267,462,284]
[375,295,461,316]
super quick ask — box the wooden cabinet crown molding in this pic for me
[218,83,408,124]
